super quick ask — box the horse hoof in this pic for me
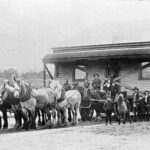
[63,122,69,127]
[38,121,42,126]
[3,127,8,129]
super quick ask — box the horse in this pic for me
[4,78,37,130]
[115,93,130,124]
[0,83,25,129]
[31,87,57,128]
[0,93,12,129]
[49,79,81,126]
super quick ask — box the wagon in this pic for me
[80,97,107,121]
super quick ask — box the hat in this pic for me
[144,90,149,95]
[94,74,99,77]
[133,87,139,91]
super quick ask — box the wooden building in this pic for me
[43,41,150,95]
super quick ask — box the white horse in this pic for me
[49,79,81,126]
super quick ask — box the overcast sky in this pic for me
[0,0,150,73]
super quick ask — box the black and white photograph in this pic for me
[0,0,150,150]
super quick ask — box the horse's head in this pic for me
[11,78,22,99]
[118,93,124,105]
[49,80,62,91]
[0,82,13,104]
[49,79,63,100]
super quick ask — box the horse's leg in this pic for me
[57,109,62,127]
[29,110,36,130]
[63,108,69,127]
[36,110,42,126]
[41,110,46,125]
[21,108,29,130]
[44,108,53,128]
[118,114,120,125]
[2,109,8,129]
[51,109,57,128]
[123,113,126,124]
[14,109,22,129]
[0,115,2,129]
[70,106,75,125]
[68,108,72,122]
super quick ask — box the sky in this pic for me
[0,0,150,73]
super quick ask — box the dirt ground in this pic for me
[0,121,150,150]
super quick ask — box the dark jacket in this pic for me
[62,83,71,91]
[133,92,139,102]
[92,78,101,90]
[103,100,114,111]
[142,95,150,105]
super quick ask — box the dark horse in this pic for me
[0,84,23,129]
[3,79,37,130]
[0,101,11,129]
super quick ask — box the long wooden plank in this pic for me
[45,64,53,79]
[89,99,106,103]
[76,66,108,81]
[114,62,150,81]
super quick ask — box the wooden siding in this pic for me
[120,62,150,94]
[56,63,73,84]
[56,60,150,95]
[57,60,106,86]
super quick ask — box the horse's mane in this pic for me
[16,80,32,101]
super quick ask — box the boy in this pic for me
[103,96,114,125]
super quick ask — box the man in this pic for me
[133,87,139,104]
[92,74,101,90]
[103,96,114,125]
[132,87,140,121]
[83,79,90,98]
[62,80,71,91]
[141,90,150,121]
[84,79,90,89]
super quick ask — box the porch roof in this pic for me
[42,41,150,64]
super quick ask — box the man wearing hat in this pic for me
[132,87,139,121]
[92,74,101,90]
[141,90,150,121]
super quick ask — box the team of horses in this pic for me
[0,77,149,130]
[0,77,81,130]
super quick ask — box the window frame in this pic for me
[139,62,150,80]
[73,65,88,82]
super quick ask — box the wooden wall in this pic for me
[56,60,150,94]
[120,61,150,94]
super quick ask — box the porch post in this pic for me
[43,63,46,87]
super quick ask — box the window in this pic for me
[73,65,87,81]
[140,62,150,80]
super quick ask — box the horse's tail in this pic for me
[76,91,81,120]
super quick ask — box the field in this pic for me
[0,118,150,150]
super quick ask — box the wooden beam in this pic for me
[114,62,150,81]
[76,66,108,81]
[45,64,53,80]
[43,64,46,87]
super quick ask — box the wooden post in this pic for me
[43,64,46,87]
